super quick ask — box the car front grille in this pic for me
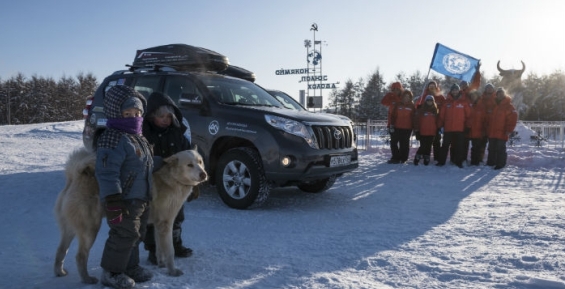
[311,126,353,149]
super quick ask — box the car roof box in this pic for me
[219,65,256,82]
[132,44,229,72]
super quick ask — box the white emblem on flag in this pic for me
[442,53,471,74]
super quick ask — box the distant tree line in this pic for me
[1,69,564,125]
[328,69,565,122]
[0,73,98,125]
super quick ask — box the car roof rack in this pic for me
[126,63,179,73]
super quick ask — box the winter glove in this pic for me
[187,185,200,202]
[414,131,421,141]
[389,126,395,134]
[105,194,129,225]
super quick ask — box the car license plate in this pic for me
[330,155,351,167]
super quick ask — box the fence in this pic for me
[354,120,565,151]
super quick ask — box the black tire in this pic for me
[215,148,271,209]
[297,175,337,193]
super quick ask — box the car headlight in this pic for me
[265,114,318,149]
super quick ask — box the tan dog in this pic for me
[53,147,207,284]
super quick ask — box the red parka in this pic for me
[391,100,415,130]
[467,98,488,139]
[437,93,471,132]
[381,82,403,127]
[487,96,518,141]
[481,91,497,116]
[415,81,446,108]
[414,104,438,136]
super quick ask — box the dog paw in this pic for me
[54,268,68,277]
[168,268,184,277]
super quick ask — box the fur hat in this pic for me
[121,96,144,114]
[391,82,403,91]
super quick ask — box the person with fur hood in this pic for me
[413,95,439,165]
[388,90,415,164]
[436,84,471,168]
[415,80,445,161]
[142,92,195,265]
[466,90,488,165]
[486,88,518,170]
[381,82,404,162]
[95,85,154,289]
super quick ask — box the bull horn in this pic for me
[497,60,504,72]
[520,61,526,73]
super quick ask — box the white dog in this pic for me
[54,147,207,283]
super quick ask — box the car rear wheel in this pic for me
[215,148,271,209]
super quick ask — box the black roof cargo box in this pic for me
[132,44,229,72]
[219,65,256,82]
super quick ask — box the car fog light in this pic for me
[281,156,291,167]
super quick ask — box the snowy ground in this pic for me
[0,120,564,289]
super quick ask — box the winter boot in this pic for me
[101,270,135,289]
[173,229,193,258]
[423,155,430,166]
[125,265,153,283]
[413,154,422,166]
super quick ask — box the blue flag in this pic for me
[429,43,480,82]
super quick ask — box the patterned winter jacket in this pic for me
[437,93,471,133]
[414,104,438,136]
[487,96,518,141]
[95,85,153,201]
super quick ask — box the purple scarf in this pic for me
[106,117,144,134]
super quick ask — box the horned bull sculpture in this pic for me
[497,60,526,111]
[497,60,526,93]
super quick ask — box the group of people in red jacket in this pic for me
[381,70,518,170]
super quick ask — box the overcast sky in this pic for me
[1,0,564,103]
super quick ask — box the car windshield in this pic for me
[267,90,306,111]
[200,75,283,108]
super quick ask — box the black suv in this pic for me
[83,44,358,209]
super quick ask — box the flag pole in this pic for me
[417,43,439,107]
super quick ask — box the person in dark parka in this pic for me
[142,92,195,264]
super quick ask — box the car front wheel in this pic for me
[215,148,271,209]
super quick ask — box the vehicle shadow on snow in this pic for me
[195,160,502,288]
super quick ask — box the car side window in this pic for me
[133,76,161,99]
[164,76,203,105]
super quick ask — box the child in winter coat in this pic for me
[388,90,415,164]
[142,92,194,264]
[413,95,438,165]
[486,88,518,169]
[95,85,153,289]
